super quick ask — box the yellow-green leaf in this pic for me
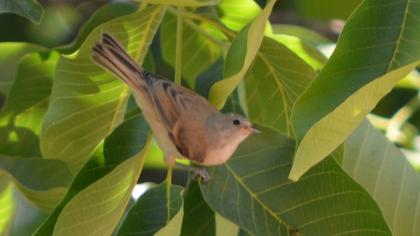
[0,178,14,236]
[290,0,420,181]
[40,5,166,174]
[208,0,276,109]
[200,127,391,235]
[343,120,420,235]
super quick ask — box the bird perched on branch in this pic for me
[92,33,258,181]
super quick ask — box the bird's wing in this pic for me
[168,117,208,164]
[148,79,217,130]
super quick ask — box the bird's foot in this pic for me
[191,167,210,183]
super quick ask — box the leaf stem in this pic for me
[175,7,183,85]
[166,165,173,222]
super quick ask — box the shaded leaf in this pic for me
[290,0,420,180]
[145,0,219,7]
[40,5,166,173]
[295,0,361,20]
[0,51,72,211]
[181,181,215,236]
[34,114,151,235]
[200,127,391,235]
[209,0,276,109]
[118,182,183,235]
[343,120,420,235]
[0,0,44,24]
[0,43,42,98]
[155,203,184,236]
[58,2,138,54]
[160,9,221,87]
[9,186,49,236]
[0,51,58,157]
[0,155,72,211]
[244,37,315,136]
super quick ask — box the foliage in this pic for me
[0,0,419,235]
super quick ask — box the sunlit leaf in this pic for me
[118,182,184,235]
[218,0,261,31]
[35,114,151,235]
[209,0,276,109]
[40,5,166,173]
[290,0,420,181]
[215,214,239,236]
[0,178,14,236]
[272,24,330,48]
[244,37,315,136]
[0,0,44,24]
[270,34,327,70]
[200,127,391,235]
[343,120,420,235]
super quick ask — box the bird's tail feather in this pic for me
[92,33,149,89]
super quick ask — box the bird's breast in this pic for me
[200,143,238,166]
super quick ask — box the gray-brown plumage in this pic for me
[92,33,258,177]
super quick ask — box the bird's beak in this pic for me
[244,126,260,134]
[251,127,260,134]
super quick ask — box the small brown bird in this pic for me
[92,33,258,181]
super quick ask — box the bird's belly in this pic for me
[201,144,237,166]
[133,95,180,157]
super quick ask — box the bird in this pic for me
[91,33,259,181]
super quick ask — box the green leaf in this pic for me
[294,0,361,20]
[215,214,239,236]
[218,0,261,31]
[118,182,184,235]
[244,37,315,136]
[209,0,276,109]
[9,188,49,236]
[40,5,166,174]
[0,43,42,97]
[144,0,219,7]
[0,0,44,24]
[160,9,221,87]
[0,155,72,211]
[181,181,215,236]
[58,2,138,54]
[34,114,151,235]
[0,51,72,211]
[270,34,327,70]
[0,51,58,157]
[0,178,14,236]
[272,24,330,48]
[290,0,420,181]
[343,120,420,235]
[200,127,391,235]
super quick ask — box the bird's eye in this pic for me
[233,119,240,125]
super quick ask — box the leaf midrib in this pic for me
[386,0,411,72]
[223,162,291,231]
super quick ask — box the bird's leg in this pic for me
[173,162,211,183]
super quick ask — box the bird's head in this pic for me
[210,113,259,147]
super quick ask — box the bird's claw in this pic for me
[191,167,210,183]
